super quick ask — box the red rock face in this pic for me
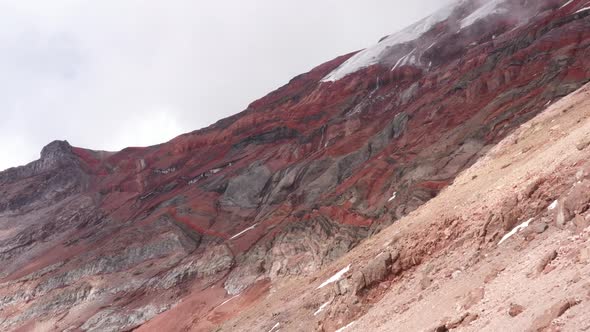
[1,0,590,330]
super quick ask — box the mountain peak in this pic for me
[40,140,72,160]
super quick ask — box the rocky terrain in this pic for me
[1,0,590,331]
[216,79,590,332]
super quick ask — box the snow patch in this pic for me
[268,322,280,332]
[460,0,507,29]
[560,0,574,9]
[391,49,417,72]
[335,321,356,332]
[213,295,240,310]
[322,5,455,81]
[188,175,203,185]
[154,167,176,175]
[314,300,332,316]
[388,192,398,202]
[230,223,258,240]
[317,264,351,289]
[575,6,590,14]
[548,200,558,210]
[498,218,533,245]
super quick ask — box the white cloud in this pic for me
[0,0,452,171]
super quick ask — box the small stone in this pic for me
[508,303,525,317]
[363,252,392,284]
[536,250,558,274]
[334,278,350,296]
[432,325,448,332]
[522,221,548,240]
[390,259,403,276]
[461,287,485,310]
[579,248,590,264]
[390,249,401,262]
[559,180,590,227]
[555,202,568,227]
[528,298,579,331]
[351,271,366,295]
[531,222,548,234]
[446,315,465,329]
[576,136,590,151]
[462,313,479,325]
[446,312,478,329]
[573,214,590,232]
[420,276,433,290]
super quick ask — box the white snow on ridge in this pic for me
[230,223,258,240]
[560,0,574,9]
[212,295,240,311]
[548,200,558,210]
[388,192,397,202]
[460,0,506,29]
[498,218,533,245]
[335,321,356,332]
[391,49,417,72]
[268,322,280,332]
[317,264,351,289]
[322,4,456,82]
[321,0,523,82]
[313,300,332,316]
[575,6,590,14]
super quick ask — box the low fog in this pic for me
[0,0,452,171]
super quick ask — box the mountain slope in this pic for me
[216,79,590,332]
[1,0,590,331]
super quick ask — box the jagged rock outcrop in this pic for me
[2,0,590,330]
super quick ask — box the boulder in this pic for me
[556,180,590,226]
[573,214,590,232]
[536,250,558,274]
[351,271,366,295]
[578,247,590,264]
[575,135,590,151]
[527,299,579,332]
[508,303,525,317]
[347,250,402,295]
[361,252,392,287]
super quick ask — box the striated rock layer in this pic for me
[220,75,590,332]
[1,0,590,330]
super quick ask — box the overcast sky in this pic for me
[0,0,452,171]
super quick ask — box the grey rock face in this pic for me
[36,232,196,295]
[81,304,170,332]
[152,244,233,290]
[224,216,366,295]
[0,290,34,311]
[0,140,87,214]
[224,244,267,295]
[0,140,76,185]
[232,126,300,151]
[221,165,272,208]
[29,283,94,317]
[0,283,94,330]
[399,83,419,105]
